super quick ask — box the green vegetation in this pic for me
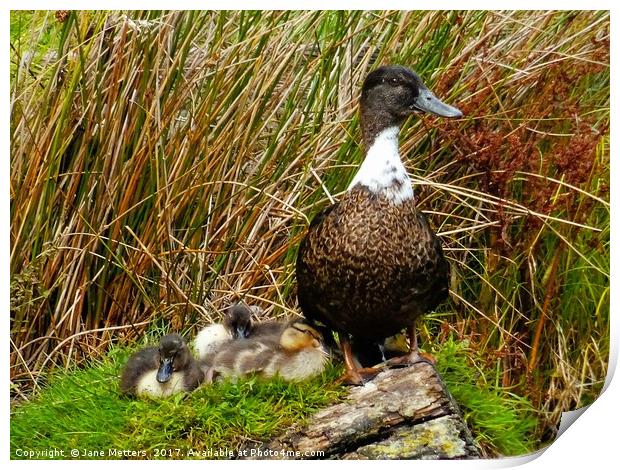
[10,344,346,459]
[434,338,537,456]
[11,338,536,458]
[10,10,609,457]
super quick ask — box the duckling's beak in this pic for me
[412,87,462,118]
[156,357,174,383]
[236,326,250,339]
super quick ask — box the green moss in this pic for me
[11,337,538,459]
[352,417,469,459]
[10,346,346,460]
[434,337,538,456]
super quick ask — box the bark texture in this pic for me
[245,362,480,460]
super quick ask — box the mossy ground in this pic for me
[10,337,537,459]
[433,338,538,456]
[10,344,345,460]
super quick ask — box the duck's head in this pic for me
[156,334,191,383]
[279,322,327,354]
[223,303,253,339]
[360,65,462,142]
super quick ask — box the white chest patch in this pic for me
[348,126,414,204]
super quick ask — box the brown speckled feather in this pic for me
[296,184,449,340]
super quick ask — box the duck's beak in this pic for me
[236,325,250,339]
[156,357,173,383]
[412,87,462,118]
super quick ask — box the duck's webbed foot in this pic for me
[339,334,385,386]
[384,350,436,368]
[383,322,436,369]
[339,366,383,386]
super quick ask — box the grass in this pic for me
[434,337,537,456]
[10,337,535,459]
[10,342,347,460]
[10,10,609,455]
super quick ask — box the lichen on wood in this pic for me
[245,362,479,460]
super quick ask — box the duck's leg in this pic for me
[406,323,436,365]
[339,335,382,386]
[385,320,436,368]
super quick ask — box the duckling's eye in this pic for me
[381,77,399,85]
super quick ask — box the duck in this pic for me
[208,321,328,382]
[193,303,287,362]
[120,333,204,398]
[193,303,254,361]
[351,333,410,368]
[241,306,289,339]
[296,65,461,385]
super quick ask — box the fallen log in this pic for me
[245,361,480,459]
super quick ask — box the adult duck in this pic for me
[296,65,461,385]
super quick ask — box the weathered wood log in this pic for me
[245,361,479,459]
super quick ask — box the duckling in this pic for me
[193,304,253,361]
[351,333,410,368]
[210,322,328,382]
[296,65,461,385]
[120,333,204,398]
[247,311,289,339]
[193,303,287,361]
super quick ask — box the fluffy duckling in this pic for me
[351,333,410,368]
[193,304,287,361]
[120,334,204,398]
[210,322,328,382]
[193,304,253,361]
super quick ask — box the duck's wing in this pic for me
[399,210,450,313]
[250,321,287,340]
[184,360,207,390]
[296,203,341,342]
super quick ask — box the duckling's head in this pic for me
[156,334,191,383]
[360,65,462,136]
[384,332,410,354]
[223,304,253,339]
[279,322,326,353]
